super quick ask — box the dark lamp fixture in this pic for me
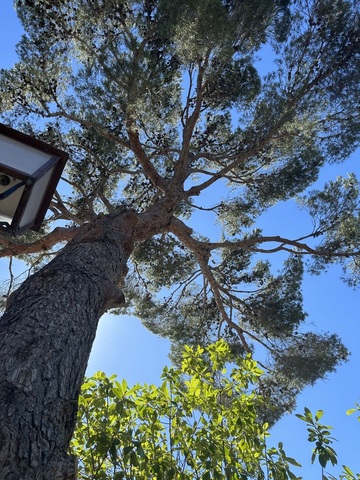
[0,123,68,235]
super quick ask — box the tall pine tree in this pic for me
[0,0,359,477]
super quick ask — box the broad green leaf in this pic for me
[315,410,324,421]
[343,465,355,476]
[346,409,357,416]
[285,456,302,467]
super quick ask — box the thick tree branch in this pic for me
[173,60,208,188]
[51,190,92,224]
[126,120,168,192]
[203,235,360,258]
[184,134,277,197]
[0,226,79,258]
[169,217,251,353]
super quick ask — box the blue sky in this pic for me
[1,2,360,477]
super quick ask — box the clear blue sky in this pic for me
[0,2,359,478]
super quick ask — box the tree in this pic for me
[71,340,301,480]
[71,341,360,480]
[0,0,359,477]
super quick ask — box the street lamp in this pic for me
[0,123,68,235]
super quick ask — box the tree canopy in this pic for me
[0,0,360,424]
[71,341,360,480]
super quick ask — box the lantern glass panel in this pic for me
[19,166,56,228]
[0,134,53,175]
[0,178,25,221]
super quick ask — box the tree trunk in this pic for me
[0,210,139,479]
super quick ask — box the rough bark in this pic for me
[0,209,140,479]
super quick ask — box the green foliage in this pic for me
[1,0,360,424]
[296,406,360,480]
[132,234,197,289]
[71,341,302,479]
[203,59,261,109]
[296,408,338,469]
[257,332,349,426]
[71,343,360,480]
[273,333,349,385]
[299,174,360,286]
[241,255,306,338]
[346,402,360,421]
